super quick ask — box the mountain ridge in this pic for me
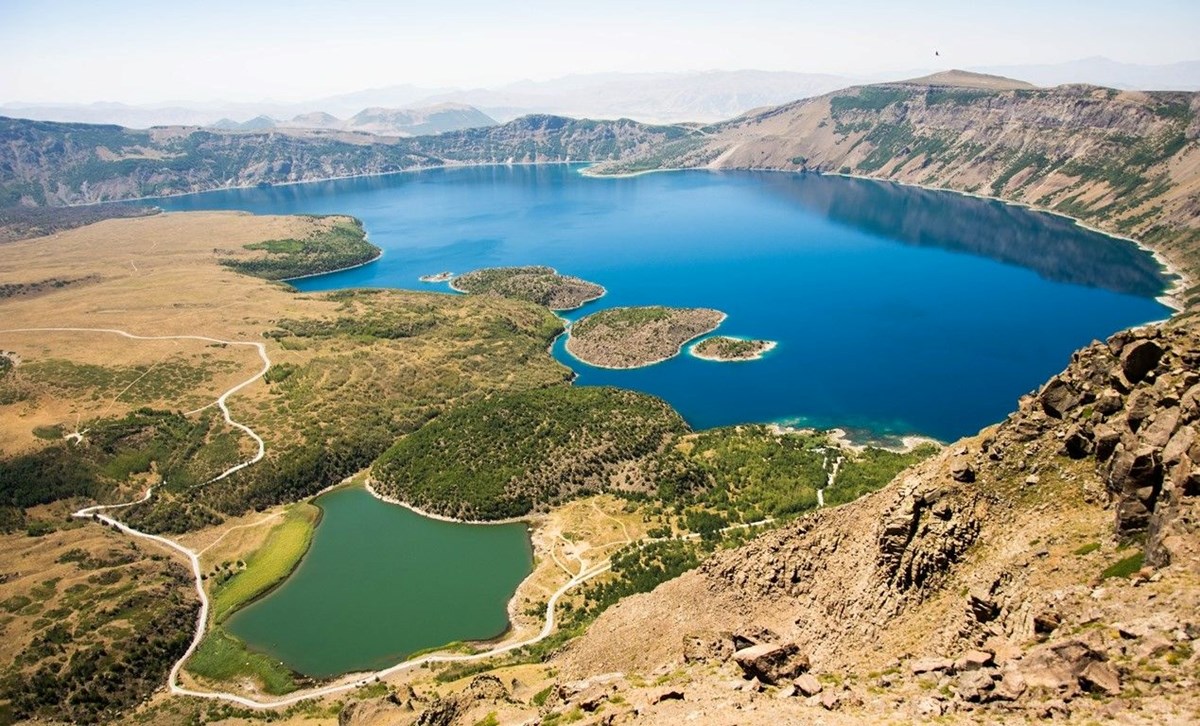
[590,76,1200,308]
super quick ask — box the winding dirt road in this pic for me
[2,325,775,710]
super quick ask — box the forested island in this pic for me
[691,336,776,361]
[450,266,605,310]
[565,306,726,368]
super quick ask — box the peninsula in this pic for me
[690,336,777,362]
[566,306,726,368]
[450,265,605,310]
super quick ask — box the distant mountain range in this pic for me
[968,57,1200,91]
[3,60,1195,131]
[210,103,497,136]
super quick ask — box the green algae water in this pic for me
[225,486,532,678]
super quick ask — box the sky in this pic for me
[1,0,1197,104]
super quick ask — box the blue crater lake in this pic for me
[159,165,1171,441]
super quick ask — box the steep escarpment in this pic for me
[594,73,1200,305]
[0,114,688,206]
[544,322,1200,723]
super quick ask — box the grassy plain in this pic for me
[185,627,298,695]
[209,503,320,623]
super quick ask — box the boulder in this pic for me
[1094,389,1124,415]
[1063,424,1093,459]
[819,690,841,711]
[1108,445,1162,497]
[648,688,684,705]
[1093,424,1121,461]
[793,673,823,697]
[1141,409,1181,449]
[1163,426,1196,467]
[950,459,976,483]
[1120,339,1164,383]
[916,697,945,717]
[732,642,810,684]
[954,650,995,672]
[955,669,995,702]
[1034,610,1062,635]
[1040,379,1081,418]
[1124,390,1157,431]
[1182,383,1200,418]
[992,671,1027,701]
[969,593,1000,623]
[910,657,954,675]
[1079,661,1121,695]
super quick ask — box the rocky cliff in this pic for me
[593,71,1200,307]
[531,321,1200,723]
[0,114,687,206]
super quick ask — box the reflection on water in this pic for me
[754,172,1169,297]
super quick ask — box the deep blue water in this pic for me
[157,165,1171,441]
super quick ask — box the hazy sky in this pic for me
[2,0,1197,104]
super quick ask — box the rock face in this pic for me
[732,642,811,684]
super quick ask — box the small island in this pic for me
[566,306,726,369]
[690,336,777,362]
[419,271,453,282]
[450,265,605,310]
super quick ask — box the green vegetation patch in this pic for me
[0,408,234,511]
[825,444,940,506]
[830,86,910,114]
[372,386,688,520]
[221,217,379,281]
[692,336,773,361]
[650,426,939,522]
[19,356,235,408]
[571,306,673,335]
[186,628,298,695]
[210,503,320,623]
[0,275,101,299]
[0,550,197,724]
[1100,551,1145,580]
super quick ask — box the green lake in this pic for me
[225,486,533,678]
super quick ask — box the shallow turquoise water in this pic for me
[159,165,1170,440]
[224,486,532,678]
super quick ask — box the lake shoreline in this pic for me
[582,163,1187,311]
[363,479,534,526]
[103,159,1186,312]
[280,250,384,283]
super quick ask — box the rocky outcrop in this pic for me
[732,642,810,684]
[557,320,1200,723]
[998,323,1200,563]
